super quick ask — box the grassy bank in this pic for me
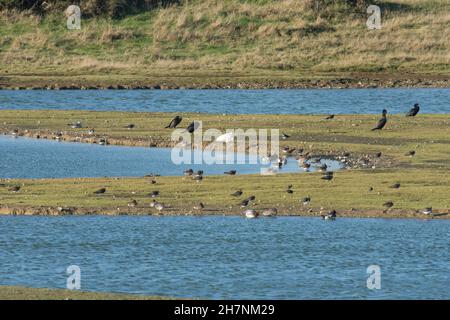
[1,0,449,88]
[1,110,450,169]
[0,110,449,217]
[0,285,172,300]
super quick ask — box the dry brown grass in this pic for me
[0,0,449,77]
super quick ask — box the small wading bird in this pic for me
[321,171,334,181]
[128,200,138,208]
[93,188,106,194]
[321,210,337,220]
[154,202,165,212]
[8,186,20,193]
[243,209,258,219]
[302,197,311,206]
[421,207,433,216]
[185,121,200,133]
[261,208,277,217]
[371,109,388,131]
[193,203,204,211]
[165,115,183,128]
[318,163,328,172]
[383,201,394,208]
[150,191,159,198]
[68,121,82,129]
[406,103,420,117]
[231,189,243,197]
[193,174,203,182]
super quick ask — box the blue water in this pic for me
[0,216,448,299]
[1,89,449,114]
[0,136,341,179]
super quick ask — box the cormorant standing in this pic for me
[165,116,183,128]
[406,103,420,117]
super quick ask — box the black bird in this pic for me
[196,170,204,176]
[383,201,394,208]
[124,124,135,129]
[231,190,243,197]
[390,183,401,189]
[406,150,416,157]
[246,195,256,201]
[371,109,388,131]
[224,170,237,175]
[150,191,160,198]
[240,199,250,207]
[375,152,382,158]
[321,171,334,181]
[406,103,420,117]
[368,187,374,192]
[302,197,311,205]
[281,133,290,139]
[184,169,194,176]
[286,189,294,194]
[324,114,335,120]
[165,115,183,128]
[185,121,200,133]
[93,188,106,194]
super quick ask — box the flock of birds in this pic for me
[6,102,438,219]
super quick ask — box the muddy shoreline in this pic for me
[1,75,449,90]
[0,204,448,219]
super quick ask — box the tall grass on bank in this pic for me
[0,0,449,76]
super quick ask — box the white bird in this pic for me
[243,209,258,219]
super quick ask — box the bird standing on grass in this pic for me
[165,115,183,128]
[185,121,200,133]
[371,109,388,131]
[93,188,106,194]
[231,189,243,197]
[383,201,394,208]
[406,103,420,117]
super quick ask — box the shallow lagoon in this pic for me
[0,215,448,299]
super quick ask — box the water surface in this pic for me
[1,89,449,114]
[0,216,448,299]
[0,136,341,179]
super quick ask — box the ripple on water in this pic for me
[0,216,449,299]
